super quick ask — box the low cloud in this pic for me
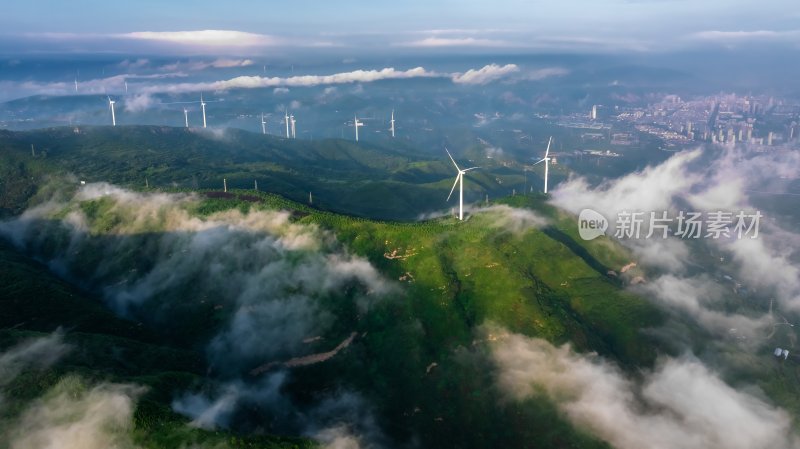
[522,67,569,81]
[634,275,771,345]
[117,58,150,69]
[0,334,146,449]
[478,205,549,234]
[451,63,519,85]
[139,66,440,94]
[490,328,799,449]
[161,58,255,71]
[123,93,156,113]
[550,148,702,221]
[121,30,282,47]
[549,146,800,338]
[0,331,70,387]
[401,37,512,48]
[7,377,146,449]
[3,62,528,100]
[484,146,503,158]
[690,30,800,44]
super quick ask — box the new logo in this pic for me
[578,209,608,241]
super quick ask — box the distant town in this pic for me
[556,93,800,151]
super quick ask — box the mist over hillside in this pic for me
[3,3,800,445]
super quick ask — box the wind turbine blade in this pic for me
[445,148,461,171]
[532,158,546,166]
[462,166,480,172]
[446,174,461,201]
[545,136,552,158]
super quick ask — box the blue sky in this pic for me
[2,0,799,54]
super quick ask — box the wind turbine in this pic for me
[354,115,364,142]
[200,94,207,128]
[284,110,290,138]
[107,96,116,126]
[390,110,395,138]
[183,108,189,128]
[290,114,296,139]
[445,148,479,221]
[74,78,78,93]
[261,113,267,135]
[532,136,552,193]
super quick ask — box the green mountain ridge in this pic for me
[0,125,661,448]
[0,125,561,220]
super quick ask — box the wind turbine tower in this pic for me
[532,136,553,193]
[290,114,296,139]
[445,148,480,221]
[354,115,364,142]
[184,108,189,128]
[285,110,290,138]
[74,78,78,93]
[390,110,395,138]
[200,94,207,128]
[261,113,267,135]
[108,96,116,126]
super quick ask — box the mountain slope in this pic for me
[1,182,660,448]
[0,125,559,220]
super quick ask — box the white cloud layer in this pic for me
[491,329,800,449]
[7,378,146,449]
[451,63,519,85]
[120,30,282,47]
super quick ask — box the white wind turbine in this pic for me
[390,110,395,138]
[200,94,207,128]
[107,96,116,126]
[290,114,297,138]
[261,113,267,135]
[445,148,479,221]
[354,115,364,142]
[284,110,290,138]
[532,136,553,193]
[183,108,189,128]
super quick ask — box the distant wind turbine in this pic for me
[532,136,552,193]
[390,110,396,138]
[354,115,364,142]
[261,113,267,135]
[74,78,78,93]
[184,108,189,128]
[284,110,290,138]
[200,94,207,128]
[107,96,116,126]
[124,80,128,94]
[290,114,297,139]
[445,148,479,221]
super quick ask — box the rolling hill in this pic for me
[0,125,569,221]
[0,125,668,448]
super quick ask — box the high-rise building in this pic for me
[686,121,693,135]
[767,132,774,146]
